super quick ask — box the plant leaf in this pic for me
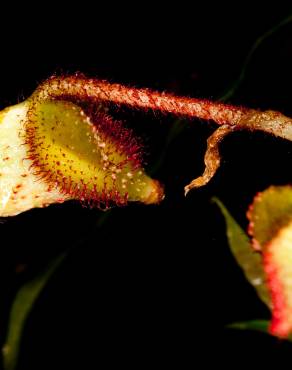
[247,185,292,338]
[2,253,66,370]
[213,197,270,308]
[25,100,162,206]
[227,319,270,333]
[227,319,292,342]
[247,185,292,250]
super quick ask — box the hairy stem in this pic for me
[33,75,247,125]
[32,75,292,193]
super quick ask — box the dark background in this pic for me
[1,4,292,367]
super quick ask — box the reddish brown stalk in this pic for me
[33,75,247,125]
[31,75,292,194]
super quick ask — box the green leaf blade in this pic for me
[2,253,66,370]
[213,197,270,308]
[227,319,270,333]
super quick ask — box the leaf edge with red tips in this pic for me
[247,186,292,338]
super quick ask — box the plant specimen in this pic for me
[2,69,292,370]
[2,74,292,215]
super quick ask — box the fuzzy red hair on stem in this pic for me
[1,74,292,216]
[35,74,292,191]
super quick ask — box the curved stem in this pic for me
[31,76,292,193]
[33,75,247,125]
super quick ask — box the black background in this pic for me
[1,4,292,367]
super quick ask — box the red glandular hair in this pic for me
[24,73,248,208]
[23,98,144,209]
[33,74,247,125]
